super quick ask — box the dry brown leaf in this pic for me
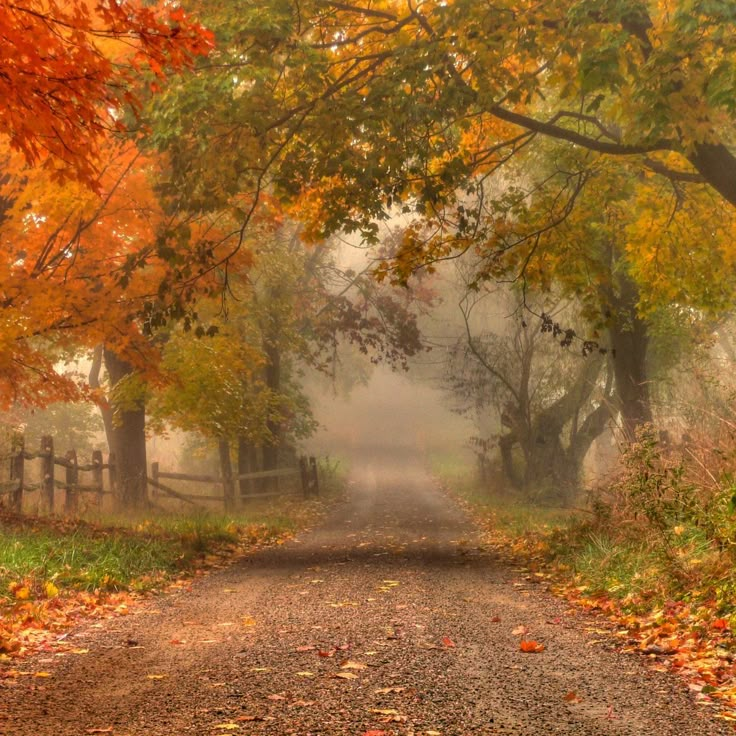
[340,660,367,670]
[332,671,359,680]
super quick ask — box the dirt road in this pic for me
[3,457,731,735]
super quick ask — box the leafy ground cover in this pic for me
[433,439,736,725]
[0,494,332,663]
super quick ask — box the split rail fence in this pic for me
[0,433,320,514]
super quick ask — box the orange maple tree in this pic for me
[0,137,227,406]
[0,0,212,186]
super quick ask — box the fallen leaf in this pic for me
[241,617,257,627]
[520,640,545,653]
[235,715,264,722]
[33,672,52,678]
[371,708,399,715]
[212,724,240,731]
[267,694,287,701]
[44,582,59,599]
[295,671,315,677]
[85,729,113,734]
[340,660,367,670]
[490,616,501,623]
[512,625,528,636]
[332,671,359,680]
[374,686,407,694]
[146,674,167,680]
[441,636,455,648]
[295,645,315,652]
[564,691,582,703]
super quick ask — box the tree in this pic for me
[148,222,425,500]
[0,0,211,186]
[447,287,613,501]
[150,0,736,246]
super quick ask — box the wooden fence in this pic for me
[0,432,320,514]
[148,455,320,509]
[0,434,113,514]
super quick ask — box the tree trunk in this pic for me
[219,439,235,511]
[89,345,114,450]
[262,339,282,472]
[608,277,652,440]
[237,436,254,498]
[103,348,148,510]
[498,433,524,491]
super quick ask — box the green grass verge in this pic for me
[0,494,330,603]
[431,452,736,614]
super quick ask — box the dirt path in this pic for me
[3,457,732,735]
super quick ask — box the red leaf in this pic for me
[442,636,455,648]
[520,640,545,653]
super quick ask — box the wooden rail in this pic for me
[2,430,321,514]
[1,434,113,513]
[149,460,318,510]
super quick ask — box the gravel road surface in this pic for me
[3,456,731,735]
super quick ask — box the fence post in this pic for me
[309,456,319,497]
[299,457,310,498]
[92,450,104,508]
[41,435,54,513]
[10,434,24,513]
[65,450,78,514]
[151,461,159,499]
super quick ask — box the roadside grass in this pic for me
[431,448,736,613]
[0,500,318,605]
[432,443,736,720]
[0,464,346,658]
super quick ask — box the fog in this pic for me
[305,364,474,470]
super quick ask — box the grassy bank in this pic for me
[0,466,345,659]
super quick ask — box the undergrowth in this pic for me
[434,429,736,617]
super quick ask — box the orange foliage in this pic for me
[0,0,212,186]
[0,139,225,407]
